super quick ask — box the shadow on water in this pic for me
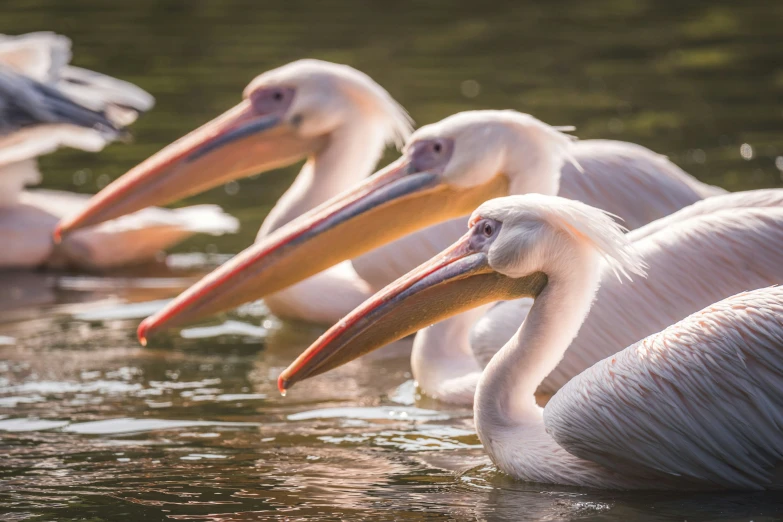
[1,0,783,520]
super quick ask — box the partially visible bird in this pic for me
[0,32,237,270]
[280,194,783,490]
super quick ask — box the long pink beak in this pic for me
[277,230,548,393]
[135,160,509,343]
[54,100,323,241]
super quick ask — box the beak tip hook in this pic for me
[137,320,150,347]
[277,375,289,396]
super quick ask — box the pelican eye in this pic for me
[468,218,501,250]
[250,86,295,115]
[482,221,494,237]
[410,138,454,172]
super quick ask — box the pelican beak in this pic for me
[277,232,548,392]
[135,159,508,342]
[54,100,324,240]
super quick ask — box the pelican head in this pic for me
[278,194,644,391]
[54,59,411,239]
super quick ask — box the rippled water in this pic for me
[2,0,783,520]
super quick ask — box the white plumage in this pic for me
[0,32,238,270]
[467,195,783,490]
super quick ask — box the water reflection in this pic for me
[2,0,783,520]
[180,321,270,341]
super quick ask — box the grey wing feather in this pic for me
[0,67,123,138]
[545,287,783,490]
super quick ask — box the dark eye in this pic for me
[482,221,494,237]
[410,138,453,172]
[272,90,284,102]
[468,217,501,250]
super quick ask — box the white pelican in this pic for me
[133,110,725,341]
[471,189,783,395]
[280,195,783,490]
[0,32,237,270]
[53,59,413,321]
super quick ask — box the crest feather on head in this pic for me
[473,194,648,282]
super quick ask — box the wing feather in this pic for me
[559,140,726,230]
[630,189,783,241]
[545,287,783,490]
[544,206,783,393]
[0,67,123,138]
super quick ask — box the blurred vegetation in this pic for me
[2,0,781,251]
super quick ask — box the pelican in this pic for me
[0,32,237,270]
[133,110,725,341]
[53,59,413,322]
[280,195,783,490]
[464,189,783,400]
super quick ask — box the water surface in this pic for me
[2,0,783,520]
